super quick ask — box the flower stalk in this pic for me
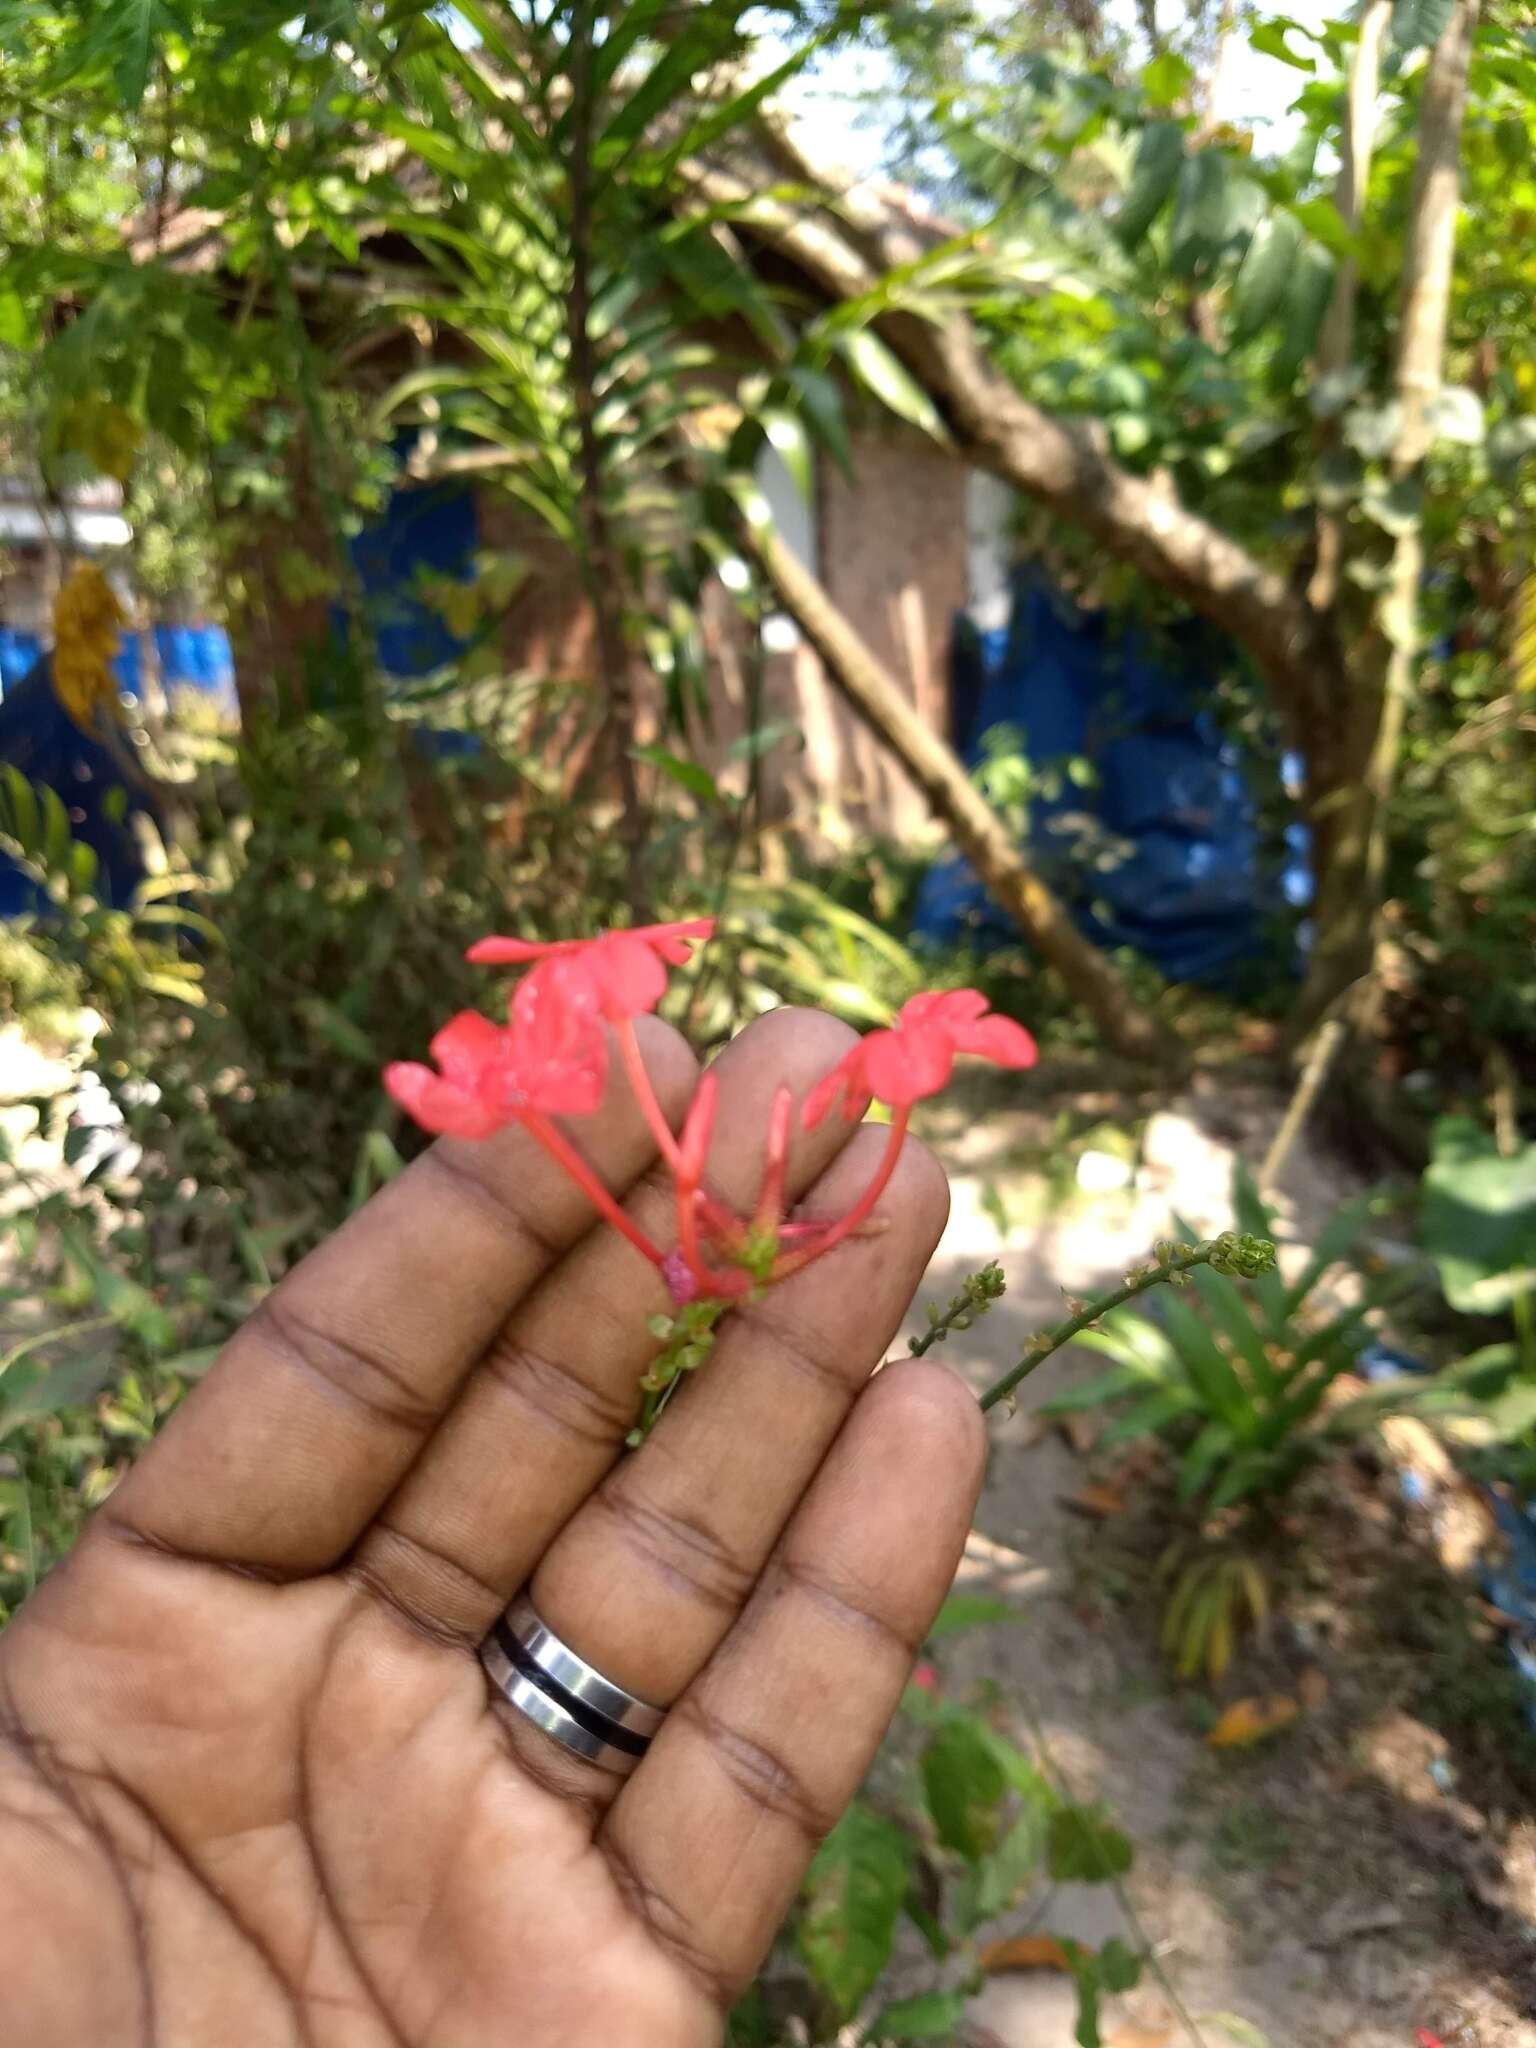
[975,1233,1277,1415]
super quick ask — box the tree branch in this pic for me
[681,139,1341,756]
[736,514,1186,1070]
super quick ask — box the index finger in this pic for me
[98,1019,697,1575]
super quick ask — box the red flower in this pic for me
[466,919,714,1020]
[803,989,1037,1127]
[383,1011,512,1140]
[911,1661,940,1693]
[384,958,608,1139]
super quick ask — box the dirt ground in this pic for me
[907,1074,1536,2048]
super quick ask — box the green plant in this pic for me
[1043,1166,1425,1518]
[1422,1112,1536,1370]
[732,1602,1142,2048]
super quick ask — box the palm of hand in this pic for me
[0,1012,983,2047]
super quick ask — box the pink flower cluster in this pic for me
[384,921,1036,1310]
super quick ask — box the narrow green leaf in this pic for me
[838,330,947,440]
[1159,1293,1255,1435]
[1186,1263,1281,1399]
[927,1593,1019,1639]
[631,744,718,804]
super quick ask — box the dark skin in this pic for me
[0,1009,986,2046]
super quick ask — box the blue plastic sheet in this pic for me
[0,652,163,914]
[913,577,1309,988]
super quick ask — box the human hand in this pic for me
[0,1009,984,2047]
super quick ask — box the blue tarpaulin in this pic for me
[0,653,165,915]
[913,577,1309,988]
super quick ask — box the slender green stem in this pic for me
[1513,1286,1535,1379]
[977,1239,1271,1414]
[1,1313,120,1378]
[1010,1682,1211,2048]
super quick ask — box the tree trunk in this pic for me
[1295,0,1481,1032]
[741,519,1187,1071]
[566,0,648,910]
[1308,0,1392,614]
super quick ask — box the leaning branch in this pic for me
[738,515,1186,1070]
[682,134,1339,752]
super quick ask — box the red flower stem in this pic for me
[753,1084,793,1233]
[614,1016,684,1172]
[614,1018,738,1240]
[678,1189,751,1299]
[772,1108,910,1280]
[522,1111,667,1270]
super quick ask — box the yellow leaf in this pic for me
[1513,574,1536,696]
[1206,1695,1300,1748]
[979,1934,1075,1974]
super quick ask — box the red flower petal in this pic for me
[510,958,608,1115]
[465,935,563,965]
[951,1013,1037,1069]
[862,1022,956,1106]
[590,932,668,1018]
[429,1009,507,1084]
[383,1059,507,1140]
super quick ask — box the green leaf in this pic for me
[927,1593,1019,1639]
[968,1797,1051,1921]
[1142,50,1195,107]
[838,330,947,441]
[1186,1264,1280,1398]
[1423,1122,1536,1314]
[786,363,853,477]
[866,1988,970,2040]
[1280,1193,1374,1318]
[921,1716,1009,1861]
[631,745,718,804]
[1159,1292,1254,1435]
[1038,1365,1156,1415]
[1177,1418,1235,1505]
[1046,1804,1134,1882]
[1392,0,1455,48]
[1272,242,1336,379]
[1116,120,1184,248]
[797,1803,912,2021]
[1096,1936,1142,1994]
[1249,17,1318,68]
[1097,1387,1199,1447]
[1170,149,1234,279]
[1285,196,1355,259]
[1229,213,1302,343]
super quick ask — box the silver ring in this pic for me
[506,1593,665,1738]
[479,1594,666,1777]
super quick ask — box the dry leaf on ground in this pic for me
[979,1933,1075,1974]
[1206,1695,1301,1747]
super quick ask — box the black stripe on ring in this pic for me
[492,1618,651,1759]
